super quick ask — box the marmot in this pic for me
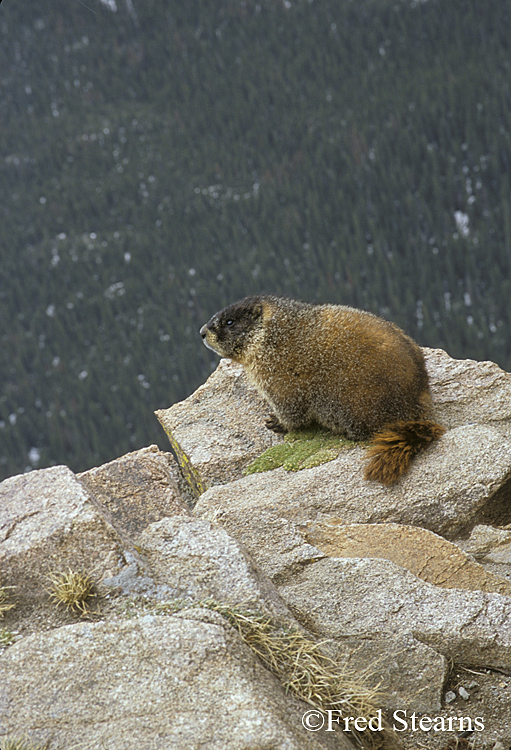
[200,295,444,484]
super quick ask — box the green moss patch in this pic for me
[244,428,362,475]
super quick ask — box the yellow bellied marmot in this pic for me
[200,295,445,484]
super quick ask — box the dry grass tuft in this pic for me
[0,627,16,648]
[0,740,48,750]
[204,601,381,741]
[46,569,97,615]
[0,584,15,618]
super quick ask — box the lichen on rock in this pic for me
[243,428,361,474]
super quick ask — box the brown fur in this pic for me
[364,420,446,485]
[200,295,444,484]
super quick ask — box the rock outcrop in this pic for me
[1,348,511,750]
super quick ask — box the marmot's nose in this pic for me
[200,324,207,339]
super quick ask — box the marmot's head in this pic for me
[200,296,266,362]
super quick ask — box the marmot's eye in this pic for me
[226,319,234,327]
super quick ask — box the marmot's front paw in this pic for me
[265,414,288,434]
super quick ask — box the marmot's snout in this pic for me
[200,321,220,354]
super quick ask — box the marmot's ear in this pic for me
[250,302,264,320]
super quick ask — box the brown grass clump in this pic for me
[0,584,15,618]
[46,569,97,615]
[204,601,382,742]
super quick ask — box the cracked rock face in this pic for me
[78,444,190,538]
[277,556,511,670]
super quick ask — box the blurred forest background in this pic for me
[1,0,511,480]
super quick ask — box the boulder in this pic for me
[135,515,298,626]
[423,347,511,433]
[193,422,511,547]
[0,465,142,628]
[78,444,190,539]
[156,349,511,513]
[0,609,351,750]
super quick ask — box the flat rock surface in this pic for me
[304,521,511,595]
[136,516,298,627]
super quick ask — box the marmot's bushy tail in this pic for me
[364,420,445,485]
